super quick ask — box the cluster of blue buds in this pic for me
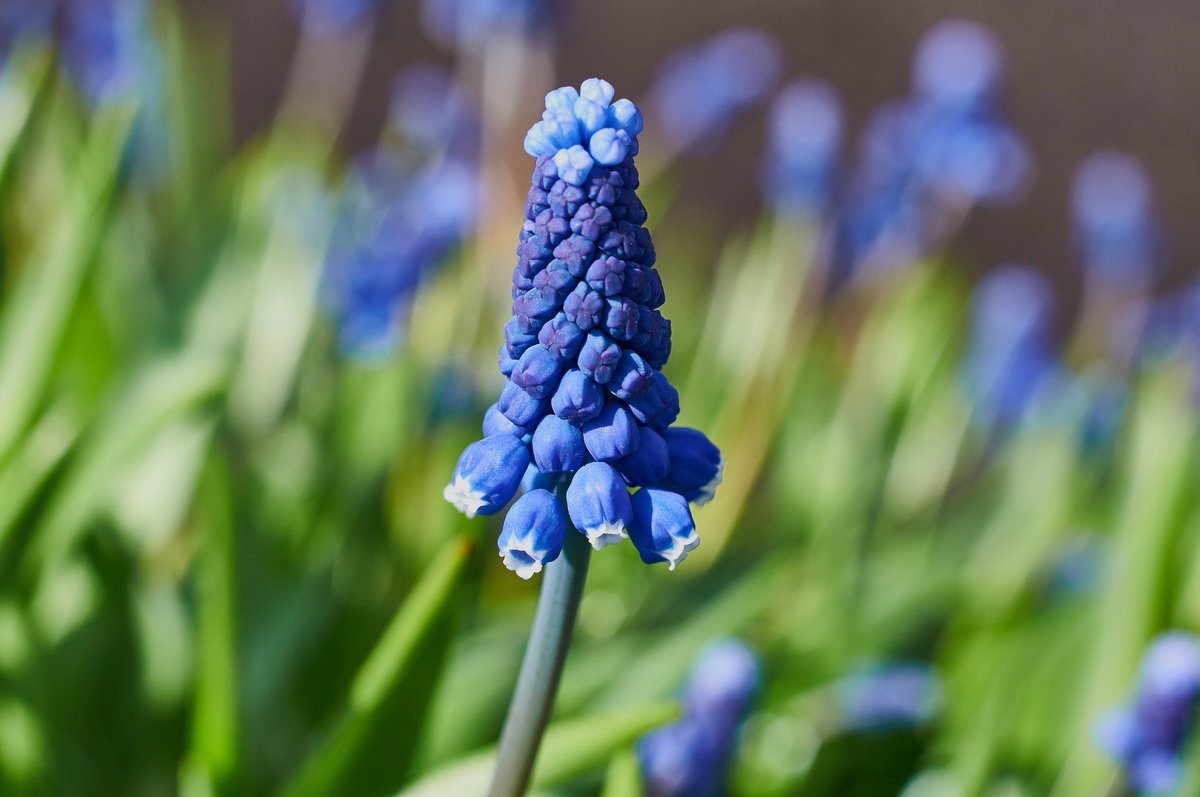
[638,640,760,796]
[650,29,782,154]
[963,266,1059,426]
[1072,151,1158,283]
[835,20,1030,279]
[761,79,844,219]
[837,660,942,732]
[444,79,723,578]
[1097,631,1200,794]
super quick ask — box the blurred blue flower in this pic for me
[422,0,555,46]
[838,660,942,732]
[639,640,761,796]
[1072,150,1158,282]
[833,20,1030,281]
[323,152,478,357]
[388,63,479,158]
[445,79,720,578]
[761,79,844,218]
[650,28,782,153]
[963,265,1058,426]
[65,0,159,108]
[0,0,52,60]
[912,19,1003,114]
[291,0,382,33]
[1097,631,1200,795]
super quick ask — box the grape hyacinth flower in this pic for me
[422,0,555,47]
[838,660,942,732]
[1072,151,1158,283]
[650,29,782,154]
[388,63,479,159]
[761,79,844,219]
[639,640,761,796]
[1097,631,1200,794]
[445,78,722,577]
[64,0,158,108]
[452,79,722,797]
[962,266,1059,427]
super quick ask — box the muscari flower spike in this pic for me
[963,265,1059,427]
[1072,150,1158,283]
[291,0,382,33]
[445,79,722,579]
[761,79,844,219]
[1097,631,1200,795]
[638,639,761,796]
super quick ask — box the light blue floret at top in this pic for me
[444,78,723,579]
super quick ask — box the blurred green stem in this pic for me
[488,519,591,797]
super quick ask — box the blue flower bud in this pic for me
[574,98,609,139]
[626,377,680,429]
[629,488,699,569]
[498,379,549,432]
[580,77,615,108]
[538,312,586,360]
[531,414,586,473]
[614,424,669,487]
[551,369,606,424]
[511,344,568,399]
[566,462,634,549]
[607,98,644,137]
[483,402,525,438]
[590,128,632,166]
[545,86,580,113]
[497,489,566,579]
[563,284,607,331]
[659,427,723,505]
[583,401,640,461]
[444,436,531,518]
[578,331,623,383]
[608,351,656,401]
[554,145,595,186]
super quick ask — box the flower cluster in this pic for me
[1097,632,1200,795]
[444,79,722,578]
[421,0,554,46]
[638,640,760,796]
[760,79,844,218]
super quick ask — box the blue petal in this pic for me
[531,414,586,473]
[444,436,530,518]
[582,401,640,461]
[628,488,699,569]
[566,461,634,549]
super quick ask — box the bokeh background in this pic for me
[4,1,1200,796]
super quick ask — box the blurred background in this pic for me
[3,0,1200,795]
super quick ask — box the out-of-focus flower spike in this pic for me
[628,488,699,569]
[0,0,52,59]
[497,489,566,579]
[1097,631,1200,795]
[444,436,530,518]
[291,0,380,34]
[963,265,1058,426]
[650,28,782,154]
[838,660,942,732]
[913,19,1004,113]
[1072,150,1158,282]
[761,79,844,218]
[565,462,633,549]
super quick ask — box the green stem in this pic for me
[489,520,592,797]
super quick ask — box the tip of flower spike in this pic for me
[524,79,643,182]
[443,474,488,518]
[582,520,628,550]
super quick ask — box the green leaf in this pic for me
[284,536,477,797]
[400,701,677,796]
[600,747,644,797]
